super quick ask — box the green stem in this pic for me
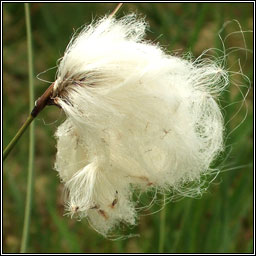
[3,114,34,161]
[158,195,166,253]
[20,3,35,253]
[3,3,124,162]
[3,79,55,161]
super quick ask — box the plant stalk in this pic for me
[3,115,34,161]
[20,3,35,253]
[109,3,123,18]
[3,82,55,162]
[3,3,124,162]
[159,195,166,253]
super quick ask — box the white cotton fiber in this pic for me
[53,14,227,236]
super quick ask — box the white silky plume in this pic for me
[53,14,227,236]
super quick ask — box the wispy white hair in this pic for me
[53,14,227,236]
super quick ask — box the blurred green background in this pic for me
[3,2,253,253]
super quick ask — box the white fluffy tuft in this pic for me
[53,14,227,236]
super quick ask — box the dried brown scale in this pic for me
[90,205,99,210]
[98,209,109,220]
[110,191,118,208]
[111,198,118,208]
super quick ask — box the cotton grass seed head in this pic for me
[52,14,227,236]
